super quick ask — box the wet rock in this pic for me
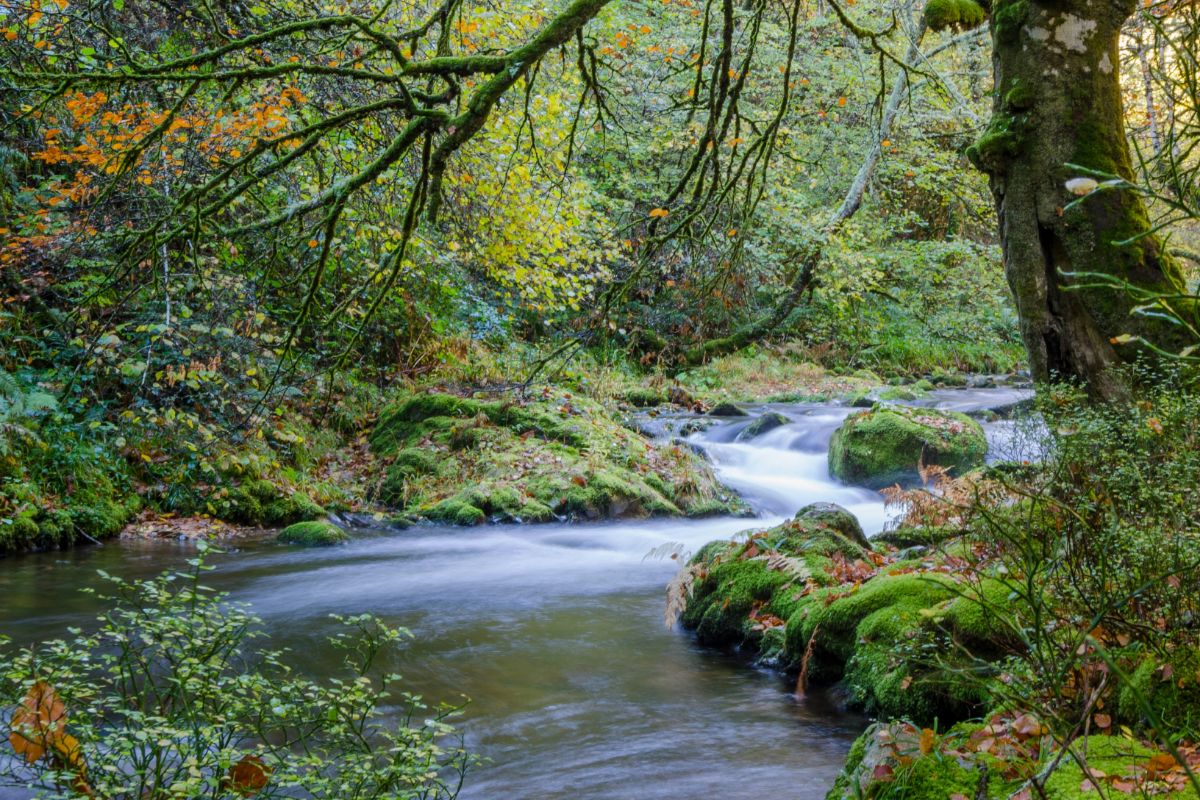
[679,418,715,437]
[736,412,790,440]
[671,437,711,460]
[708,402,748,417]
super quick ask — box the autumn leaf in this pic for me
[648,208,669,218]
[1092,713,1111,729]
[9,681,67,765]
[918,728,936,755]
[227,754,272,796]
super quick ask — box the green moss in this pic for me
[738,412,790,439]
[1005,83,1037,110]
[794,502,868,548]
[828,405,988,489]
[621,387,667,407]
[425,498,486,526]
[925,0,987,30]
[925,0,961,29]
[1041,736,1197,800]
[1115,649,1200,736]
[277,520,348,546]
[967,113,1025,171]
[991,0,1029,44]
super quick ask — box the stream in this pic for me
[0,386,1037,799]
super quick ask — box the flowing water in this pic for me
[0,386,1036,799]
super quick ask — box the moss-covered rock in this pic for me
[426,498,487,526]
[369,390,740,524]
[681,516,1022,723]
[737,411,790,440]
[708,402,748,417]
[277,520,348,546]
[794,502,869,549]
[829,405,988,489]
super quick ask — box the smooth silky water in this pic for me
[0,387,1037,799]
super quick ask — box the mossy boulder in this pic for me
[737,411,790,440]
[369,390,740,524]
[794,502,869,549]
[426,498,487,526]
[708,402,748,417]
[682,516,1020,723]
[682,517,872,654]
[829,405,988,489]
[277,520,348,546]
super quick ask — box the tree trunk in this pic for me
[973,0,1187,400]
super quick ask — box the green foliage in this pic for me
[0,551,468,798]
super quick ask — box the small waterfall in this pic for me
[685,387,1039,536]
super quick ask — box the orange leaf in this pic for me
[227,755,272,796]
[918,728,936,755]
[837,95,847,107]
[9,681,67,764]
[648,208,669,218]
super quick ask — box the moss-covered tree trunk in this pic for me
[971,0,1187,399]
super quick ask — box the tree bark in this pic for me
[973,0,1187,399]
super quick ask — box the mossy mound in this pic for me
[1114,648,1200,737]
[681,518,1017,722]
[832,725,1199,800]
[794,502,869,548]
[829,405,988,489]
[277,520,348,546]
[369,390,742,525]
[682,517,872,656]
[0,446,141,553]
[215,479,326,527]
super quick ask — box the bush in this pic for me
[0,548,468,799]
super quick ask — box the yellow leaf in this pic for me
[648,208,669,218]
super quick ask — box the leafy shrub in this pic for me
[0,548,468,799]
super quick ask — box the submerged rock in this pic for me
[828,405,987,489]
[737,411,790,440]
